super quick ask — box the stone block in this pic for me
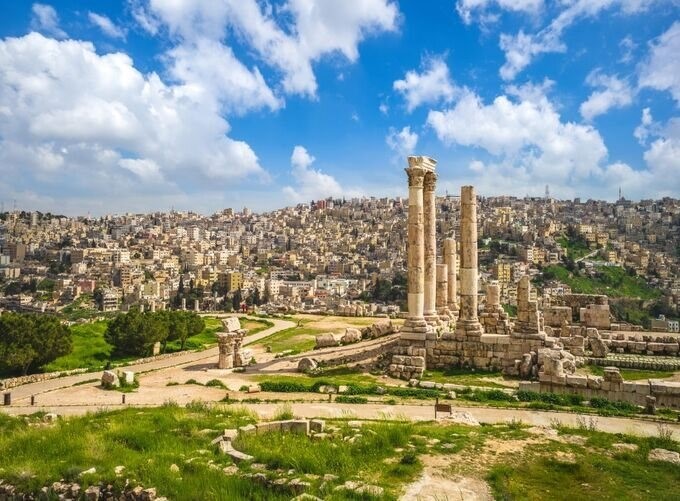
[565,375,588,388]
[222,317,241,332]
[282,419,309,435]
[310,419,325,433]
[587,375,603,390]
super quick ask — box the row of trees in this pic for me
[104,309,205,357]
[0,312,72,376]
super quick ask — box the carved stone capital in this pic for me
[423,171,437,192]
[405,167,426,189]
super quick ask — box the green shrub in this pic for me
[400,451,418,465]
[259,380,311,393]
[336,395,368,404]
[205,379,227,389]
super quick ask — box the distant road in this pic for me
[4,316,295,401]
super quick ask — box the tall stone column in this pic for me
[423,170,440,326]
[455,185,484,338]
[401,157,435,340]
[444,237,459,318]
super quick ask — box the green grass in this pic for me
[558,236,592,260]
[542,264,661,300]
[421,368,512,388]
[0,405,283,500]
[250,323,320,354]
[1,408,678,500]
[252,367,379,388]
[166,317,223,351]
[487,426,680,501]
[43,321,135,372]
[585,365,677,381]
[238,317,273,337]
[44,317,223,373]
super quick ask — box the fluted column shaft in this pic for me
[444,237,458,315]
[423,171,439,325]
[436,263,448,310]
[455,185,484,337]
[406,168,426,320]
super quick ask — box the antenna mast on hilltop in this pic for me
[545,184,550,200]
[618,186,622,200]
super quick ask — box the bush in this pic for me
[517,390,583,406]
[259,381,311,393]
[400,451,418,465]
[463,389,515,403]
[336,395,368,404]
[205,379,227,389]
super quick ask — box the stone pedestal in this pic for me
[454,186,484,338]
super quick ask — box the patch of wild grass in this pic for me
[487,423,680,501]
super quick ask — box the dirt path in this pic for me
[3,399,678,439]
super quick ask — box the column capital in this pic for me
[405,167,426,188]
[423,170,437,192]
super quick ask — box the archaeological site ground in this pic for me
[1,158,680,500]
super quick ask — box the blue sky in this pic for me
[0,1,678,215]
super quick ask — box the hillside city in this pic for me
[1,194,679,330]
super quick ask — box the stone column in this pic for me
[401,158,434,339]
[444,237,458,318]
[436,263,450,320]
[423,170,440,326]
[455,186,484,337]
[487,282,500,309]
[217,333,235,369]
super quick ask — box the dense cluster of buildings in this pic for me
[0,192,678,321]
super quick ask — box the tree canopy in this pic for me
[0,312,72,376]
[105,309,205,356]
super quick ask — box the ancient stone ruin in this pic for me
[388,156,572,380]
[383,154,680,410]
[217,318,249,369]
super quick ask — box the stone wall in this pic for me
[0,368,89,390]
[521,366,680,409]
[599,331,680,356]
[0,350,193,390]
[552,293,609,321]
[425,332,563,377]
[544,306,572,327]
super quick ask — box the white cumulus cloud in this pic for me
[393,56,457,112]
[580,70,634,121]
[456,0,544,25]
[386,126,418,158]
[283,146,349,202]
[143,0,399,99]
[639,21,680,104]
[498,0,663,81]
[0,33,265,212]
[88,12,127,40]
[30,3,67,39]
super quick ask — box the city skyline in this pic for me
[0,1,679,215]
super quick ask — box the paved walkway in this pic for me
[4,317,295,401]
